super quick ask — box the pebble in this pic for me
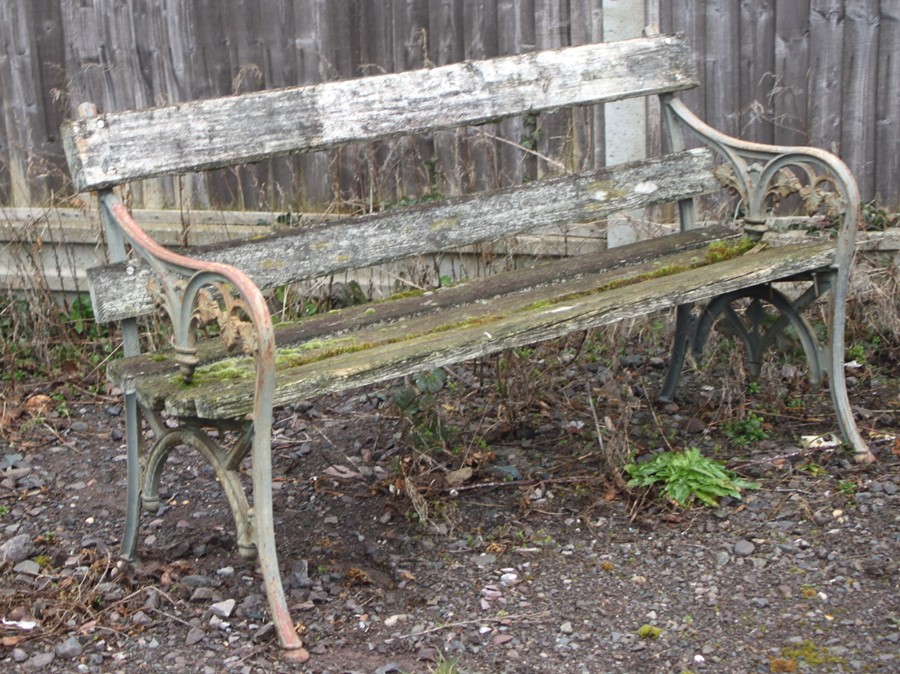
[27,652,56,668]
[383,614,408,628]
[55,636,83,659]
[0,533,36,564]
[13,559,42,576]
[733,539,756,557]
[210,599,236,618]
[560,621,574,634]
[185,627,207,646]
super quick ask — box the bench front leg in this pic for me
[99,194,309,659]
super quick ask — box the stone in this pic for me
[27,652,55,668]
[185,627,207,646]
[210,599,236,618]
[733,539,756,557]
[55,636,83,659]
[0,533,36,564]
[13,559,42,576]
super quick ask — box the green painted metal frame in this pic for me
[658,95,872,463]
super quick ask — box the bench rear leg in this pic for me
[659,304,697,403]
[681,281,874,463]
[140,425,257,558]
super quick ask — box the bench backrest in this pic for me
[61,35,713,323]
[62,35,696,191]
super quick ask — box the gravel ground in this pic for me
[1,346,898,673]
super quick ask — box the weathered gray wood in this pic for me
[107,223,742,388]
[840,0,880,200]
[61,34,699,192]
[772,0,811,147]
[739,0,776,144]
[2,1,899,209]
[808,0,844,151]
[118,241,837,419]
[703,0,740,136]
[88,149,719,322]
[876,1,900,207]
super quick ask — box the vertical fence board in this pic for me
[704,0,741,136]
[462,0,500,191]
[0,1,67,205]
[534,0,571,178]
[739,0,776,143]
[428,0,466,196]
[875,1,900,208]
[570,0,603,171]
[664,0,705,117]
[840,0,880,200]
[808,0,844,154]
[1,0,898,209]
[496,0,537,185]
[773,0,812,146]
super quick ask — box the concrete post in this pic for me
[603,0,647,247]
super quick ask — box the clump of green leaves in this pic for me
[722,412,769,445]
[625,447,760,507]
[394,368,453,451]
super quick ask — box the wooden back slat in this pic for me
[62,35,697,192]
[87,149,717,322]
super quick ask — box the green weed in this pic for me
[625,447,760,507]
[722,412,769,445]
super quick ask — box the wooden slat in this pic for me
[87,148,718,322]
[119,241,837,420]
[876,1,900,208]
[108,223,742,388]
[61,34,699,192]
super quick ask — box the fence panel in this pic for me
[0,0,898,210]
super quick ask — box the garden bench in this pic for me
[61,33,873,659]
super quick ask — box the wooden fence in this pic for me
[1,0,898,211]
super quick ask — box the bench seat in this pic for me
[110,227,835,420]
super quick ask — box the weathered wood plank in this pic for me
[61,34,699,192]
[107,223,743,388]
[704,0,740,136]
[739,0,776,144]
[125,241,837,419]
[875,1,900,208]
[808,0,844,152]
[773,0,812,147]
[88,149,718,322]
[840,0,879,199]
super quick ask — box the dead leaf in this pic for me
[323,465,362,480]
[346,567,372,585]
[24,395,52,416]
[446,467,473,485]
